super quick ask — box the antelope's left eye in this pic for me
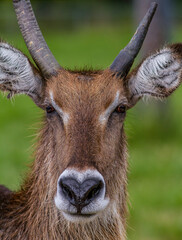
[46,106,55,114]
[115,105,126,114]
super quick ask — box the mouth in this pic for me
[62,211,97,222]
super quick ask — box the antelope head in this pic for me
[0,0,181,224]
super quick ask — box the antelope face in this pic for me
[2,0,182,226]
[45,70,128,222]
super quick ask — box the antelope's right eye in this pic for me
[46,106,55,114]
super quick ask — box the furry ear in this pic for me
[0,43,44,106]
[126,44,182,106]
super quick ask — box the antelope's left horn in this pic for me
[13,0,62,78]
[110,2,157,77]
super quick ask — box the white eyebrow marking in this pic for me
[49,91,70,124]
[99,90,120,124]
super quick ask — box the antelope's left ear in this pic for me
[126,44,182,107]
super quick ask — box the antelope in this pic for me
[0,1,181,239]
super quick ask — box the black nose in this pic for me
[59,178,104,212]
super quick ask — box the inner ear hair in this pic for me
[0,42,44,107]
[126,43,182,106]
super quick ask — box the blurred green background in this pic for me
[0,0,182,239]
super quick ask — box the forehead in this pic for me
[46,70,126,108]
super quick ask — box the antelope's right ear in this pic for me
[126,44,182,107]
[0,43,44,107]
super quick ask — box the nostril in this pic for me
[61,183,75,202]
[59,179,79,204]
[85,181,103,201]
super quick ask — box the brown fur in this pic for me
[0,70,129,239]
[1,41,182,239]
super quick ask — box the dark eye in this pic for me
[46,106,55,114]
[115,105,126,114]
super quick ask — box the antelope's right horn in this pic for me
[13,0,62,78]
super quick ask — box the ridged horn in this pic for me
[110,2,157,77]
[13,0,62,78]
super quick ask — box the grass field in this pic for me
[0,11,182,240]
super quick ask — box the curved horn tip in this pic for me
[148,2,158,18]
[13,0,62,78]
[150,2,158,9]
[110,1,158,76]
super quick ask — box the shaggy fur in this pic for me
[0,43,182,239]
